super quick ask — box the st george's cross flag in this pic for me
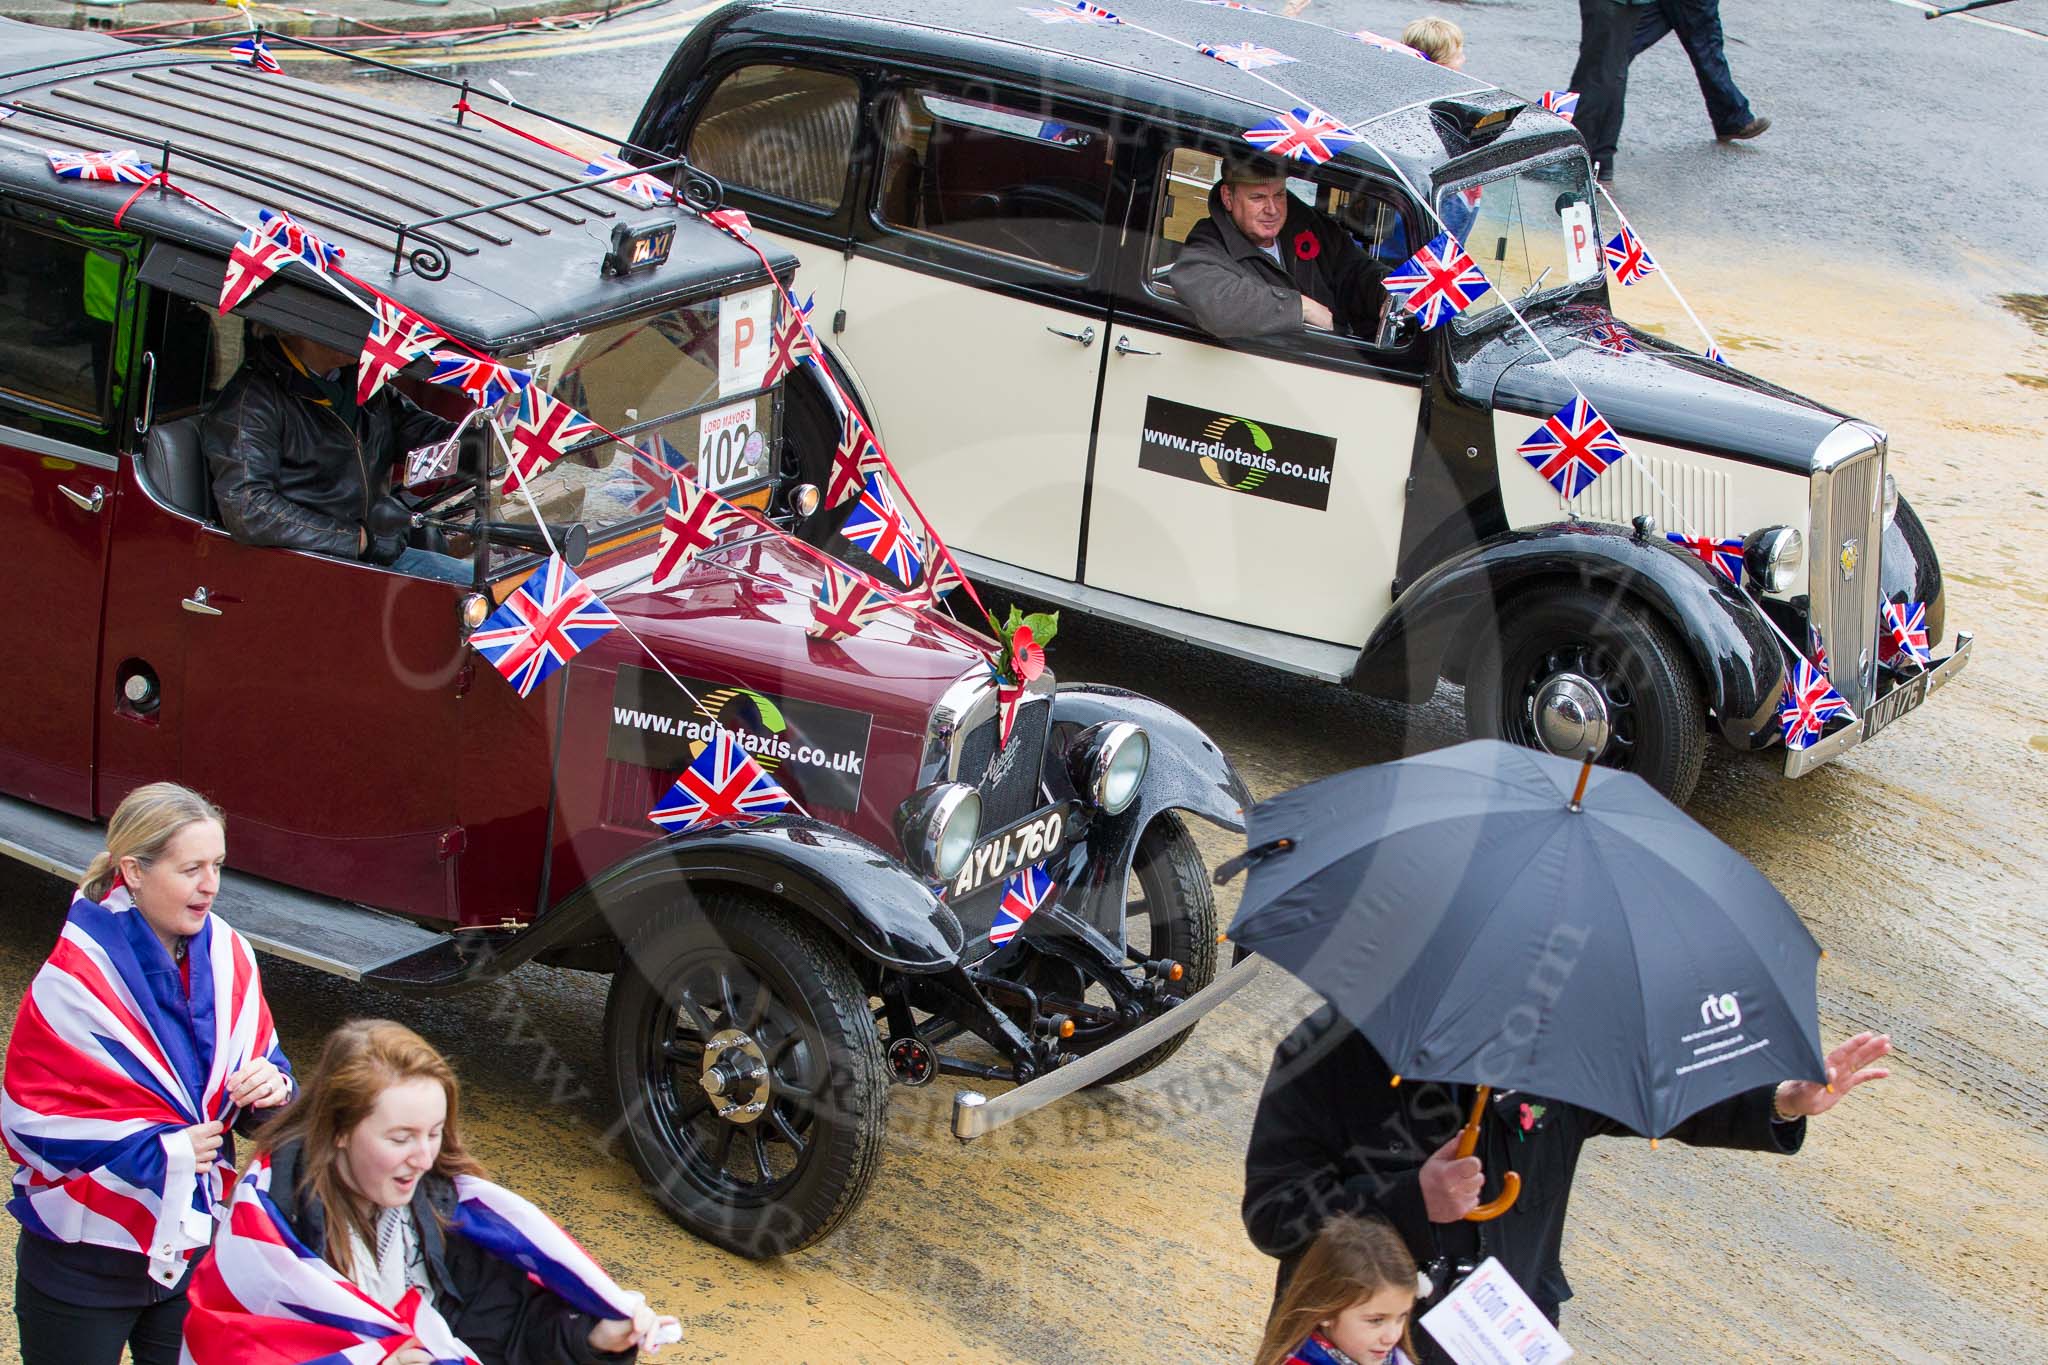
[762,293,822,389]
[46,148,156,184]
[356,298,436,404]
[988,864,1056,946]
[1882,600,1932,665]
[504,387,603,492]
[230,35,283,74]
[827,405,886,507]
[1604,224,1658,285]
[1199,41,1295,70]
[1779,657,1853,750]
[1384,232,1493,330]
[257,209,343,276]
[648,729,793,833]
[468,556,619,698]
[841,472,924,585]
[428,351,533,410]
[652,477,743,589]
[1538,90,1580,122]
[582,152,676,208]
[1243,106,1360,165]
[1666,531,1745,584]
[1518,395,1628,498]
[3,883,292,1289]
[809,562,894,641]
[217,227,299,315]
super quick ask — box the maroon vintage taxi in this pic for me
[0,22,1254,1257]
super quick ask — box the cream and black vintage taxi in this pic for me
[629,0,1971,802]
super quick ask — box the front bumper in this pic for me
[1784,632,1973,778]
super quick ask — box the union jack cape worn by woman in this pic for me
[182,1157,671,1363]
[1,881,291,1286]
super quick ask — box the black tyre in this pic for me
[1463,586,1707,804]
[603,891,886,1259]
[1083,812,1218,1087]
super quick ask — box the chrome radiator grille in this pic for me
[1808,431,1887,715]
[956,694,1052,829]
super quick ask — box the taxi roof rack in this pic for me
[0,27,724,279]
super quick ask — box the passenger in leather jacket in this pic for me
[201,328,456,565]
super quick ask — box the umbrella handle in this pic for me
[1456,1084,1522,1223]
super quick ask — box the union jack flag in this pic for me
[1243,105,1360,166]
[504,388,603,492]
[1384,231,1493,329]
[624,432,690,515]
[1586,320,1636,354]
[1706,344,1728,365]
[1666,531,1745,584]
[989,864,1056,946]
[427,350,533,409]
[1883,600,1931,665]
[763,292,822,389]
[257,208,343,275]
[1538,90,1580,122]
[653,477,741,589]
[45,148,156,184]
[230,35,283,74]
[827,406,886,507]
[1020,1,1119,21]
[2,883,292,1289]
[996,675,1029,748]
[809,562,893,641]
[1354,29,1425,57]
[583,152,676,208]
[841,472,923,585]
[1779,657,1853,750]
[904,542,966,610]
[217,228,298,315]
[468,556,619,698]
[356,298,435,404]
[1518,395,1628,498]
[649,729,793,832]
[704,207,753,237]
[1809,624,1828,676]
[1604,225,1658,285]
[1199,41,1295,70]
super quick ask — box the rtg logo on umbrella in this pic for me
[1700,991,1742,1029]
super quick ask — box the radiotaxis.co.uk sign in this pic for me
[1136,396,1337,511]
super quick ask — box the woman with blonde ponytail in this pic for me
[3,782,294,1365]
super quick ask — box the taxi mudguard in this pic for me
[542,819,965,974]
[1348,522,1786,747]
[1049,685,1251,939]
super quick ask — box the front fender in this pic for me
[1349,523,1786,746]
[1047,684,1249,939]
[537,818,964,975]
[1881,493,1945,648]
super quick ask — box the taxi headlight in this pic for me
[1743,526,1803,595]
[895,783,981,882]
[1069,722,1149,816]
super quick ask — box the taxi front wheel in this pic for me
[1462,586,1707,804]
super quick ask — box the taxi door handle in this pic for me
[1045,324,1096,347]
[182,587,224,617]
[1113,335,1159,357]
[60,484,106,515]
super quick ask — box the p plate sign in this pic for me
[1420,1257,1573,1365]
[719,286,773,398]
[1562,202,1599,283]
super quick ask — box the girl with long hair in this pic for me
[1255,1216,1423,1365]
[4,782,294,1365]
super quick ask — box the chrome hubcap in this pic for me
[1531,672,1612,759]
[698,1028,771,1124]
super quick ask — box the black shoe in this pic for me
[1717,116,1770,141]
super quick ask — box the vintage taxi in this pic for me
[631,0,1972,803]
[0,20,1254,1258]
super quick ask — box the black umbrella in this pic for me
[1225,740,1827,1144]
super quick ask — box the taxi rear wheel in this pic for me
[604,891,886,1259]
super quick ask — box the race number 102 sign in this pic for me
[696,399,765,492]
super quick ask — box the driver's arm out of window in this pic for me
[202,370,364,559]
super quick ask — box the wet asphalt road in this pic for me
[3,1,2046,1361]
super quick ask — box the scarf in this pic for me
[1,882,291,1285]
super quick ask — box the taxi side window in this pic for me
[872,88,1115,278]
[142,289,244,421]
[687,64,861,212]
[0,218,124,446]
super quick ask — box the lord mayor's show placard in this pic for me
[1137,395,1338,511]
[608,665,872,813]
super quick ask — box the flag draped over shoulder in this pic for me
[2,884,291,1286]
[182,1159,673,1363]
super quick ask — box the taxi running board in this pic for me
[950,951,1263,1140]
